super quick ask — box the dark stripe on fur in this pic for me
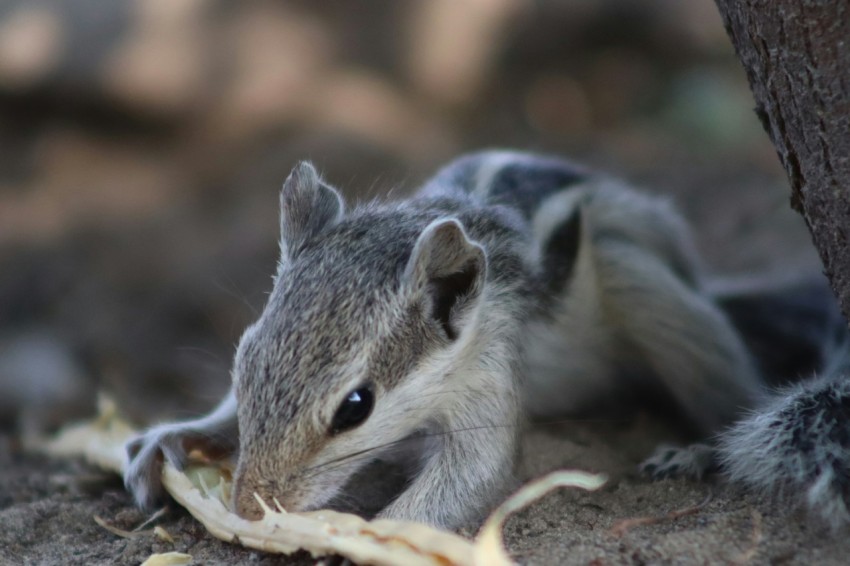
[541,208,582,295]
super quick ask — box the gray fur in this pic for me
[124,150,785,529]
[718,348,850,529]
[643,362,850,530]
[639,280,850,529]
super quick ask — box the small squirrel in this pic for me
[125,150,843,529]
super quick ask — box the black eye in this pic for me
[330,384,374,434]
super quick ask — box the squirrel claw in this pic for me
[640,443,718,481]
[124,427,192,510]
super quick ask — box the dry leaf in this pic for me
[474,470,607,565]
[154,525,175,543]
[140,551,192,566]
[94,515,146,539]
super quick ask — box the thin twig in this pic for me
[94,515,151,539]
[608,490,714,536]
[134,506,169,531]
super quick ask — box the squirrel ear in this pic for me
[279,162,345,262]
[404,218,486,340]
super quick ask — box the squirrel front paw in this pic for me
[124,426,197,511]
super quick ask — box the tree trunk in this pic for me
[713,1,850,321]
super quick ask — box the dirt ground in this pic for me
[1,1,846,564]
[4,413,850,565]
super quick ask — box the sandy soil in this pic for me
[4,413,850,565]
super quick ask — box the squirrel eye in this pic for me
[330,384,374,434]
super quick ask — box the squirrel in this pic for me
[124,150,846,529]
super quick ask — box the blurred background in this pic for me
[0,0,815,428]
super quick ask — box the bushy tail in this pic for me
[718,320,850,528]
[719,368,850,527]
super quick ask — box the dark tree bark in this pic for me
[713,1,850,320]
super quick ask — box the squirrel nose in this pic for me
[232,475,265,520]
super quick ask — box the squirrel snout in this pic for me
[232,472,303,519]
[232,474,279,520]
[232,476,264,520]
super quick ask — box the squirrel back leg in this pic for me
[593,237,762,433]
[525,182,762,433]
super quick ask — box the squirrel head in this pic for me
[231,162,487,518]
